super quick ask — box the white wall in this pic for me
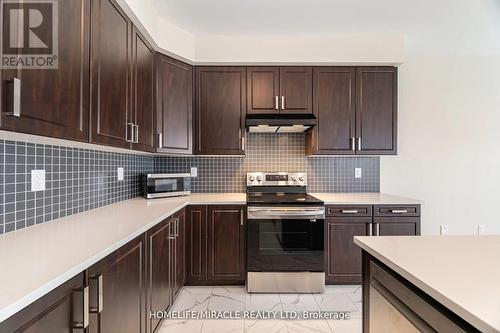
[381,56,500,235]
[195,34,404,65]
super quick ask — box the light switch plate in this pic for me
[190,167,197,178]
[31,170,46,192]
[354,168,362,178]
[117,167,124,181]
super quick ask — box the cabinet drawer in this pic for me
[326,205,372,217]
[374,205,420,217]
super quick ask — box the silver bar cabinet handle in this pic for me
[8,78,21,117]
[134,124,139,143]
[126,122,134,142]
[275,96,279,110]
[89,275,103,313]
[368,223,373,236]
[374,223,380,236]
[356,137,362,151]
[73,286,89,329]
[158,133,163,148]
[341,210,358,214]
[240,210,244,226]
[350,137,356,151]
[175,218,179,237]
[390,209,409,214]
[281,96,285,110]
[241,136,245,150]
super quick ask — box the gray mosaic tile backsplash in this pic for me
[0,133,379,234]
[156,134,380,193]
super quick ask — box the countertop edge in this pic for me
[0,201,190,323]
[354,237,496,333]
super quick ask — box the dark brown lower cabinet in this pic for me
[374,217,420,236]
[146,217,173,333]
[88,234,147,333]
[326,205,421,284]
[186,205,246,285]
[207,206,246,282]
[0,273,85,333]
[325,217,371,284]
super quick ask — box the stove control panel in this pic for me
[247,172,307,186]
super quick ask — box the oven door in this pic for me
[247,207,324,272]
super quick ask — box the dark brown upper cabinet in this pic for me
[90,0,132,149]
[130,27,155,152]
[246,67,280,114]
[156,54,193,154]
[307,66,397,155]
[195,67,246,155]
[0,0,90,142]
[355,67,397,155]
[247,67,312,114]
[306,67,356,155]
[280,67,313,113]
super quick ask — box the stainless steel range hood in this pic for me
[245,114,317,133]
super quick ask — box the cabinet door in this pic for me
[195,67,246,155]
[156,55,193,154]
[90,0,132,148]
[279,67,313,114]
[326,217,371,284]
[247,67,280,114]
[0,0,90,142]
[174,209,186,296]
[306,67,356,155]
[131,27,154,152]
[146,218,172,333]
[207,206,245,282]
[355,67,397,155]
[186,205,208,282]
[374,217,420,236]
[88,234,146,333]
[0,274,85,332]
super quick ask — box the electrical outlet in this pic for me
[117,167,124,181]
[478,224,486,235]
[355,168,362,178]
[440,225,448,235]
[190,167,198,178]
[31,170,46,192]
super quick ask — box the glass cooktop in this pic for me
[246,192,324,205]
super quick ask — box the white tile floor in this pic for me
[158,285,362,333]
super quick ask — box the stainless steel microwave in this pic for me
[141,173,191,199]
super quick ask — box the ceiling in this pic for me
[151,0,500,37]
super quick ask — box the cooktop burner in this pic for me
[246,192,324,205]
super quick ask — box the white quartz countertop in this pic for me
[312,192,422,205]
[354,236,500,333]
[0,193,245,323]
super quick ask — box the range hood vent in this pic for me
[245,114,317,133]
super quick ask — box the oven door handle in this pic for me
[247,208,325,219]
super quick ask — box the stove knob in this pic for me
[291,176,297,181]
[256,175,262,182]
[249,175,255,182]
[298,175,304,182]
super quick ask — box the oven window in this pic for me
[259,221,315,252]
